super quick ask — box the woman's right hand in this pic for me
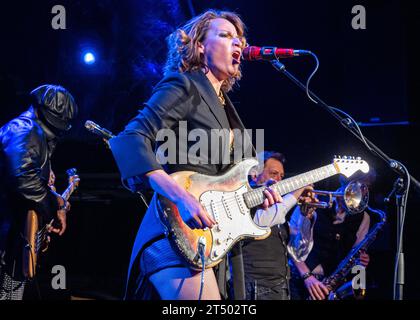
[304,275,330,300]
[146,169,216,230]
[175,193,216,230]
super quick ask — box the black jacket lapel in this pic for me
[223,92,256,158]
[223,93,246,130]
[188,70,225,129]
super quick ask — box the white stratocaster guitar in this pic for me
[157,156,369,270]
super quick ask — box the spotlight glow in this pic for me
[83,52,96,65]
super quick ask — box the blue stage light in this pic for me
[83,52,96,65]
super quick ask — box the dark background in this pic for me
[0,0,419,300]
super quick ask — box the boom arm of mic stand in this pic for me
[270,59,420,194]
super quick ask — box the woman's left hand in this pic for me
[261,179,283,210]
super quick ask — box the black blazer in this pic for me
[110,69,252,298]
[111,69,251,185]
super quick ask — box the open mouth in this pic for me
[232,51,241,64]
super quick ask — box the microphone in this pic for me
[84,120,115,140]
[242,46,311,61]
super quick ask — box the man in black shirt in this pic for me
[240,151,316,300]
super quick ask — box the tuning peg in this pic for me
[357,156,361,160]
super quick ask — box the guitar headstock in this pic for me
[333,156,369,178]
[66,168,80,189]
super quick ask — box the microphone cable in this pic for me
[304,51,320,105]
[293,52,373,154]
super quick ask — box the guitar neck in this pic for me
[61,182,76,201]
[244,163,338,209]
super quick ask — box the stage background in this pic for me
[1,0,419,300]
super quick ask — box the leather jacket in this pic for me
[0,84,77,270]
[0,108,59,260]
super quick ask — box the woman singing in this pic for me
[110,9,281,300]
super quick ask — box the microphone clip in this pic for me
[389,160,406,177]
[259,46,279,60]
[271,60,286,72]
[384,177,406,203]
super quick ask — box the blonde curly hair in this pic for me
[164,9,246,92]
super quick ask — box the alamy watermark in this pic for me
[51,265,66,290]
[154,122,265,171]
[51,5,66,30]
[351,265,366,290]
[352,5,366,30]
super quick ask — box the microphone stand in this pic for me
[270,59,418,300]
[384,177,406,300]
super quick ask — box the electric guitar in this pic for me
[157,156,369,270]
[22,168,80,279]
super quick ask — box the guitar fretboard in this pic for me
[243,164,338,208]
[61,183,75,201]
